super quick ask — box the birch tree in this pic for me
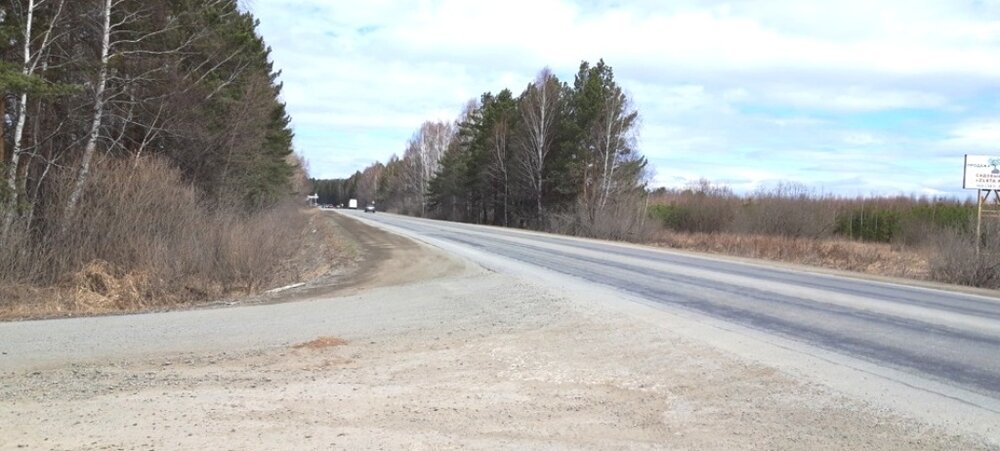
[582,62,639,209]
[315,60,647,234]
[2,0,66,237]
[65,0,207,215]
[517,68,562,222]
[3,0,306,295]
[594,92,639,208]
[400,139,423,214]
[63,0,112,218]
[356,161,384,206]
[570,60,642,225]
[403,120,453,215]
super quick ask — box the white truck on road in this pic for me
[348,198,358,209]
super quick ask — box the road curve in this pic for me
[344,210,1000,400]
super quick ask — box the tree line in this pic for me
[1,0,299,242]
[314,60,652,239]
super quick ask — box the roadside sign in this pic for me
[965,155,1000,255]
[963,155,1000,190]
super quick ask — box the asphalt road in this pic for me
[345,210,1000,400]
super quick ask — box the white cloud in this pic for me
[248,0,1000,195]
[841,133,884,146]
[763,86,949,112]
[945,120,1000,149]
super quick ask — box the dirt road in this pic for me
[1,212,995,449]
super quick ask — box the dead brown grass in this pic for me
[0,157,344,320]
[927,225,1000,289]
[292,336,349,349]
[651,230,930,280]
[546,191,656,242]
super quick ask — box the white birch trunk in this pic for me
[492,122,509,226]
[518,71,558,222]
[1,0,36,237]
[65,0,113,218]
[598,95,624,209]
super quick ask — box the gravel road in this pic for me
[1,211,997,449]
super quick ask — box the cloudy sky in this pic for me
[247,0,1000,197]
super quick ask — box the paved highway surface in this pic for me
[346,210,1000,400]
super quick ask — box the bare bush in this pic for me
[0,157,310,315]
[547,192,656,241]
[732,183,835,238]
[649,182,973,245]
[928,226,1000,289]
[648,180,739,233]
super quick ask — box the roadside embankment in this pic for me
[0,159,350,321]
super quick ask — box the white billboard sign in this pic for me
[964,155,1000,190]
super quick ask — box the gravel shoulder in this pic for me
[0,212,995,450]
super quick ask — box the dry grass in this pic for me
[643,181,1000,287]
[0,157,342,320]
[546,192,656,242]
[651,230,930,280]
[292,336,349,349]
[927,225,1000,289]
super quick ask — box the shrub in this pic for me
[928,226,1000,289]
[548,192,656,241]
[0,157,308,313]
[649,203,692,230]
[733,184,835,238]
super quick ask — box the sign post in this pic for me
[963,155,1000,254]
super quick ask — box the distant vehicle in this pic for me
[364,202,376,213]
[348,198,358,209]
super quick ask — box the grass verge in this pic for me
[650,230,930,281]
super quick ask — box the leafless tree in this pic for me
[593,92,638,209]
[356,162,384,206]
[65,0,213,217]
[488,102,513,226]
[401,120,453,215]
[517,68,561,222]
[64,0,113,219]
[2,0,67,237]
[571,62,642,229]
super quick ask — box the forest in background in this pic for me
[312,59,998,288]
[315,60,652,241]
[0,0,315,315]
